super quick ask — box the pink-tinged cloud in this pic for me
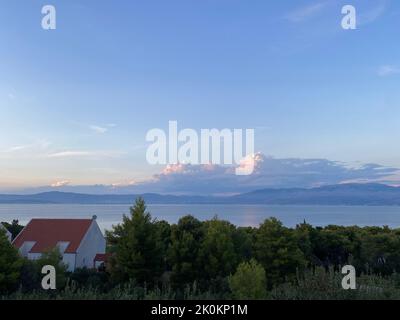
[51,180,70,187]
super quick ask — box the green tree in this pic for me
[255,218,306,288]
[19,258,41,292]
[0,229,23,293]
[233,227,255,262]
[198,218,238,281]
[106,198,164,286]
[168,215,204,289]
[229,259,267,299]
[312,225,357,268]
[357,227,400,275]
[2,220,24,240]
[155,220,171,271]
[294,221,317,265]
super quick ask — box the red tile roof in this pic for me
[13,219,93,254]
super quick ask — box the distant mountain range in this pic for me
[1,183,400,205]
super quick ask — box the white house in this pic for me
[12,216,106,272]
[0,223,12,242]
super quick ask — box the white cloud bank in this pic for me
[28,153,400,196]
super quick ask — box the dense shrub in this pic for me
[229,259,267,299]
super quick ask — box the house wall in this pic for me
[76,221,106,269]
[6,230,12,241]
[0,224,11,242]
[25,251,76,272]
[63,253,77,272]
[19,241,36,257]
[27,253,42,260]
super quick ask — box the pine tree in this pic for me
[106,198,163,286]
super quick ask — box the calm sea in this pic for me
[1,204,400,231]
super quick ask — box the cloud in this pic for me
[285,2,327,22]
[89,123,116,134]
[0,140,51,157]
[90,125,108,134]
[7,145,32,152]
[46,150,123,159]
[9,140,50,152]
[15,153,400,196]
[378,65,400,77]
[108,153,399,195]
[51,180,70,187]
[47,151,93,158]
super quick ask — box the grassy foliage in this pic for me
[271,268,400,300]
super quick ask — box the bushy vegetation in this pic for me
[229,259,267,299]
[3,198,400,300]
[0,229,23,293]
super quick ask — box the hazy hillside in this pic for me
[231,183,400,205]
[1,184,400,205]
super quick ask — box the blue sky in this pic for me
[1,0,400,193]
